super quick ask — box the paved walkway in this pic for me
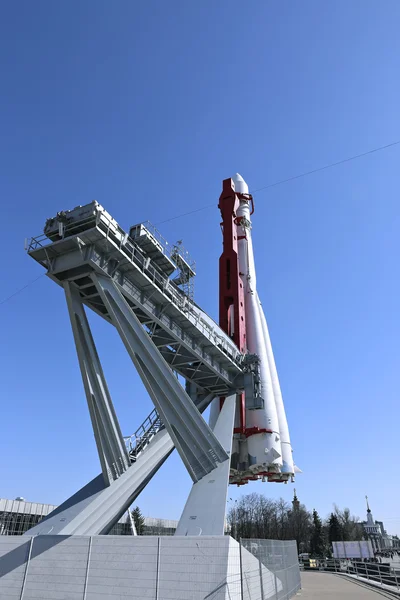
[299,572,395,598]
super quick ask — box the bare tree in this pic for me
[333,505,364,541]
[227,493,312,547]
[288,503,312,553]
[227,494,366,556]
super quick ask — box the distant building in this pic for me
[361,496,398,551]
[292,489,300,511]
[0,497,178,537]
[375,520,398,550]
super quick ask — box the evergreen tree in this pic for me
[132,506,145,535]
[328,513,343,543]
[310,509,326,558]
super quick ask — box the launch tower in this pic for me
[24,174,297,538]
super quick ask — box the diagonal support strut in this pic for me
[175,394,236,536]
[92,273,229,483]
[64,281,129,485]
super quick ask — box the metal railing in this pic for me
[26,207,243,369]
[310,557,400,592]
[124,408,164,462]
[137,220,195,274]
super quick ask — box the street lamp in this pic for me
[227,498,238,539]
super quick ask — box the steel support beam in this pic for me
[175,394,236,536]
[92,273,229,483]
[25,429,174,536]
[64,281,129,485]
[25,394,216,537]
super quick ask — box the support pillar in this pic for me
[64,282,129,485]
[92,273,229,483]
[175,394,236,536]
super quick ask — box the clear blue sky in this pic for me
[1,1,399,533]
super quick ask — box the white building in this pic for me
[361,496,398,551]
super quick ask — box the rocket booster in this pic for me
[214,173,298,485]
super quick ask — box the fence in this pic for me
[315,558,400,592]
[0,535,300,600]
[240,539,301,600]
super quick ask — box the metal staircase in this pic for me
[125,409,164,463]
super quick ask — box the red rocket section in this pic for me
[218,178,247,352]
[218,178,246,432]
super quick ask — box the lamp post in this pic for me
[228,498,238,539]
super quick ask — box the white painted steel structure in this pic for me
[23,173,296,539]
[0,498,178,536]
[26,199,241,537]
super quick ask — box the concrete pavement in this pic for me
[299,571,396,598]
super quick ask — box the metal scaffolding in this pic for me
[26,201,245,537]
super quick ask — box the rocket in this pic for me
[211,173,299,485]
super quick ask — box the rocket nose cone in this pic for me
[232,173,249,194]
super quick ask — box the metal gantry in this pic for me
[25,202,244,537]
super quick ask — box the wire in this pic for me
[156,203,215,225]
[4,139,399,305]
[252,139,400,193]
[157,139,400,225]
[0,273,45,306]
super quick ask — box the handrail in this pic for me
[124,408,164,462]
[136,220,195,271]
[26,208,244,367]
[309,557,400,592]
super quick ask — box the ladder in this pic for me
[126,409,164,463]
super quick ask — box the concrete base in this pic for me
[0,535,283,599]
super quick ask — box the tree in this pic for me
[132,506,145,535]
[333,505,364,541]
[328,513,343,543]
[310,509,326,558]
[226,493,375,556]
[288,504,312,554]
[227,493,312,550]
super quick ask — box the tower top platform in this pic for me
[27,200,244,396]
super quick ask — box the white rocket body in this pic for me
[215,173,296,485]
[257,292,294,475]
[235,184,282,473]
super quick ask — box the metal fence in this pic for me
[206,538,301,599]
[314,558,400,592]
[240,539,301,600]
